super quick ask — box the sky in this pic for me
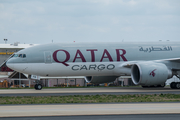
[0,0,180,44]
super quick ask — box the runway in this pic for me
[2,114,180,120]
[0,87,180,119]
[0,87,180,96]
[0,103,180,117]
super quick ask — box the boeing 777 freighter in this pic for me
[6,42,180,90]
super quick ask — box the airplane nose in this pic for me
[6,59,14,70]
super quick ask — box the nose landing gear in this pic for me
[34,84,42,90]
[34,80,43,90]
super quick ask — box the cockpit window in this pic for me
[14,54,18,57]
[23,54,26,58]
[19,54,22,58]
[13,54,26,58]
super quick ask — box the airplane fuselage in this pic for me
[6,42,180,77]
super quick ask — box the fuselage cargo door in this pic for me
[44,51,52,64]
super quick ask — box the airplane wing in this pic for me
[121,58,180,68]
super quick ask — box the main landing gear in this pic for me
[170,74,180,89]
[34,84,42,90]
[170,82,180,89]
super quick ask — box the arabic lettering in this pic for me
[139,46,172,53]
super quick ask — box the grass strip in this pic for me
[0,94,180,105]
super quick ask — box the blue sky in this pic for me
[0,0,180,44]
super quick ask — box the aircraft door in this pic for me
[44,51,52,63]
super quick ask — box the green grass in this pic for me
[0,94,180,105]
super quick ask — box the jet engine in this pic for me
[131,62,172,86]
[85,76,118,83]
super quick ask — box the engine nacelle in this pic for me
[131,62,172,86]
[85,76,118,83]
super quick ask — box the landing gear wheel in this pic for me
[170,82,176,89]
[176,82,180,89]
[34,84,38,89]
[34,84,42,90]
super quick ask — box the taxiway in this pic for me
[0,87,180,119]
[0,103,180,117]
[0,87,179,97]
[2,114,180,120]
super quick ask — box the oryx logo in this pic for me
[149,69,157,77]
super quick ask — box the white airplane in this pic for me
[6,42,180,90]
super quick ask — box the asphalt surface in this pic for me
[0,87,180,119]
[1,103,180,117]
[1,91,180,97]
[0,87,180,97]
[1,114,180,120]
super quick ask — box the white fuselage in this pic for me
[6,42,180,77]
